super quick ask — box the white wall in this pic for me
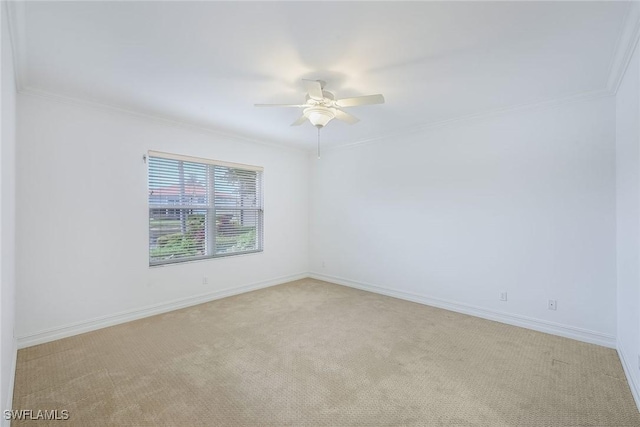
[616,40,640,406]
[15,94,309,343]
[310,97,617,346]
[1,0,17,418]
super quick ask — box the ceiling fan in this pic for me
[255,79,385,157]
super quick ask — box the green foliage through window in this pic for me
[148,154,263,265]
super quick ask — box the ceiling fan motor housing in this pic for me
[306,91,335,105]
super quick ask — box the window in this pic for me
[148,151,263,266]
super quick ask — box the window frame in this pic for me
[147,150,264,267]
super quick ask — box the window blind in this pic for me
[148,152,263,266]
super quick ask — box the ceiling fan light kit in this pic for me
[305,106,335,128]
[255,79,385,158]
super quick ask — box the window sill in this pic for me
[149,250,263,268]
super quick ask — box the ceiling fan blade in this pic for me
[302,79,324,100]
[335,94,385,108]
[334,109,360,125]
[290,114,308,126]
[254,103,305,108]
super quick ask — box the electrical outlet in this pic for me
[322,261,326,268]
[499,292,507,301]
[202,277,208,285]
[548,299,557,310]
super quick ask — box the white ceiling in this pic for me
[11,1,631,149]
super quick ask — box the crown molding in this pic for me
[21,85,614,157]
[5,0,27,92]
[324,88,613,153]
[606,1,640,94]
[19,87,308,153]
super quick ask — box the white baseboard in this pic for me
[3,338,17,427]
[14,269,618,349]
[310,272,616,349]
[618,342,640,412]
[16,272,308,349]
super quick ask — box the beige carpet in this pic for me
[12,278,640,426]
